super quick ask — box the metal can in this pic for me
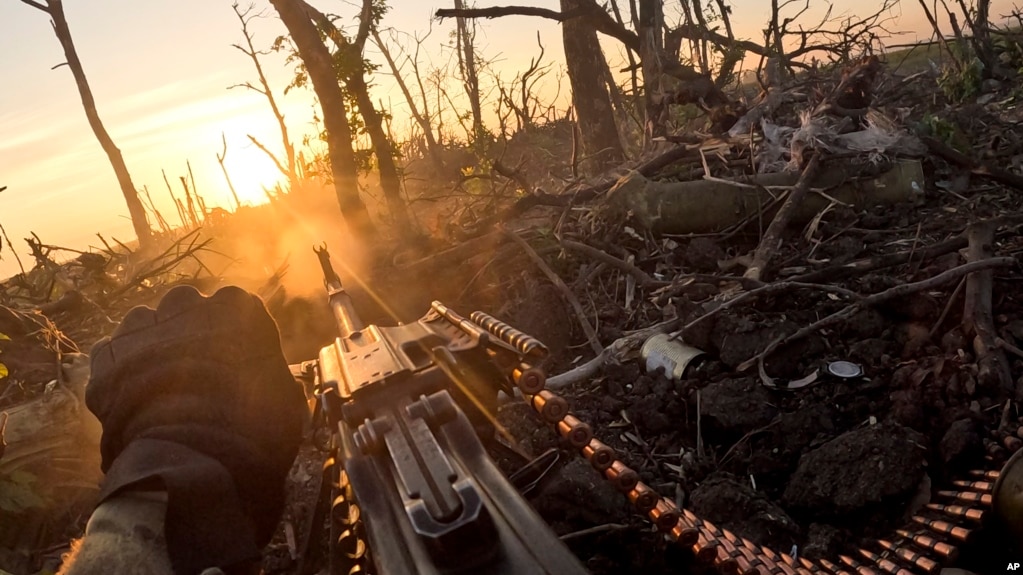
[640,334,705,381]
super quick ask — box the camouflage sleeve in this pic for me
[58,492,178,575]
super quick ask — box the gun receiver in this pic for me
[308,246,587,574]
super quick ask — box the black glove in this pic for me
[86,285,307,575]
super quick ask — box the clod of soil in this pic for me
[938,418,986,476]
[684,238,726,271]
[690,474,801,550]
[710,315,823,377]
[531,457,633,533]
[699,378,778,438]
[782,423,928,529]
[801,523,848,560]
[512,282,574,365]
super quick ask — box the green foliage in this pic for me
[669,103,704,129]
[1,331,8,379]
[916,113,969,153]
[937,47,984,103]
[0,471,46,513]
[459,157,494,196]
[993,33,1023,75]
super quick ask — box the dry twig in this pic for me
[670,280,861,341]
[745,153,822,281]
[546,319,681,390]
[106,230,212,300]
[505,229,603,355]
[962,221,1015,396]
[738,257,1017,371]
[559,239,667,288]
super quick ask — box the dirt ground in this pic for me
[491,196,1023,574]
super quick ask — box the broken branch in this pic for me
[559,239,666,288]
[738,257,1017,371]
[547,318,680,390]
[963,221,1015,396]
[505,229,603,355]
[744,153,822,281]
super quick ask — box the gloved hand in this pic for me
[85,285,307,575]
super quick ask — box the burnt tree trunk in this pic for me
[298,0,412,234]
[347,71,412,231]
[25,0,152,245]
[560,0,624,173]
[637,0,665,141]
[269,0,374,242]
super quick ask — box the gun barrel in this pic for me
[315,245,364,338]
[329,290,364,338]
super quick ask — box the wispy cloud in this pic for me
[0,108,79,154]
[102,70,238,123]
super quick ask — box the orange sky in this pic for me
[0,0,971,279]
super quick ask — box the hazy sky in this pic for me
[0,0,945,278]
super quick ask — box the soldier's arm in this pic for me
[59,493,174,575]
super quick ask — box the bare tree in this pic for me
[18,0,152,246]
[437,1,689,150]
[493,34,554,133]
[372,28,445,173]
[560,10,625,164]
[297,0,412,233]
[453,0,486,151]
[439,2,623,171]
[268,0,375,242]
[230,2,298,188]
[919,0,999,75]
[637,0,665,140]
[216,132,243,210]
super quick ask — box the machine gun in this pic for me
[296,245,590,574]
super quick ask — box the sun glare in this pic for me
[222,146,288,206]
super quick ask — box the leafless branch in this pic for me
[231,2,296,185]
[17,0,49,12]
[247,134,291,178]
[436,3,641,52]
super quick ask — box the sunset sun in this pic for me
[221,144,288,206]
